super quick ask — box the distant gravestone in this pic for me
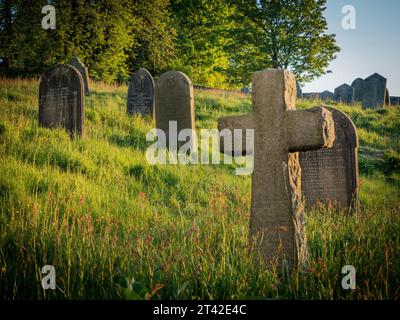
[39,64,84,136]
[155,71,196,150]
[351,78,365,102]
[70,57,90,96]
[320,90,334,100]
[296,80,303,99]
[390,96,400,105]
[218,69,335,268]
[127,68,155,117]
[334,84,355,104]
[385,88,390,106]
[362,73,387,109]
[303,93,320,100]
[300,106,359,209]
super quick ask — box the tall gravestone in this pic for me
[351,78,365,102]
[334,84,354,105]
[155,71,196,151]
[127,68,155,117]
[300,107,358,209]
[39,64,84,136]
[218,69,335,268]
[362,73,387,109]
[70,57,90,96]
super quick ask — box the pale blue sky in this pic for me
[303,0,400,96]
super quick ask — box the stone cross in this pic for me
[70,57,90,96]
[39,64,84,136]
[127,68,155,117]
[218,69,335,268]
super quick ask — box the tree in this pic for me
[171,0,236,88]
[230,0,340,84]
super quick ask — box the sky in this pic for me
[303,0,400,96]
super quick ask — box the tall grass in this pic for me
[0,78,399,299]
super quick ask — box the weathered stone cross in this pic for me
[218,69,335,268]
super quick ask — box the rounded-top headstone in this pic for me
[39,64,84,136]
[300,106,358,209]
[351,78,365,102]
[155,71,196,150]
[70,57,90,96]
[127,68,155,117]
[334,83,355,105]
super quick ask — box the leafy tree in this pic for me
[171,0,236,88]
[231,0,340,84]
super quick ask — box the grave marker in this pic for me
[218,69,335,268]
[362,73,387,109]
[351,78,365,102]
[39,64,84,136]
[70,57,90,96]
[127,68,155,117]
[334,84,354,105]
[300,106,358,209]
[155,71,196,150]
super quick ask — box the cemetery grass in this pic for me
[1,78,400,300]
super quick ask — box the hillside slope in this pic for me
[0,78,399,299]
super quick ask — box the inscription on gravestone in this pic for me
[39,64,84,136]
[300,106,358,209]
[70,57,90,96]
[155,71,196,150]
[127,68,155,117]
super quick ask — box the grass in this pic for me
[0,78,399,299]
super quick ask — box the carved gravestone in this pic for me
[334,84,355,104]
[296,80,303,99]
[362,73,387,109]
[300,107,358,209]
[39,64,84,136]
[155,71,196,150]
[70,57,90,96]
[351,78,365,102]
[320,91,334,101]
[127,68,155,117]
[218,69,335,268]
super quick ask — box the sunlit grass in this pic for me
[0,79,399,299]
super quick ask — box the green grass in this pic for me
[0,78,399,299]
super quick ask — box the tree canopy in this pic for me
[0,0,340,87]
